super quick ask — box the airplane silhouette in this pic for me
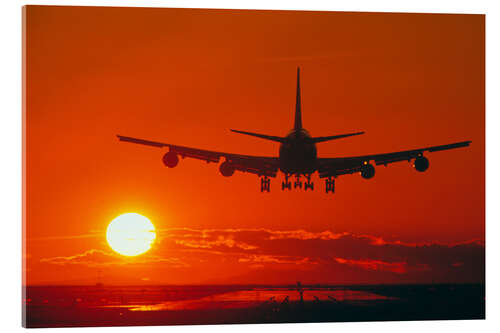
[117,68,471,193]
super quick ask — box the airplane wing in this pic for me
[317,141,471,178]
[117,135,279,177]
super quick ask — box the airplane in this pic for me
[117,68,471,193]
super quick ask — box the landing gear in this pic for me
[304,174,314,191]
[293,175,303,189]
[280,174,315,191]
[260,177,270,192]
[304,182,314,190]
[281,174,292,191]
[325,177,335,194]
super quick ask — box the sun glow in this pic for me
[106,213,156,256]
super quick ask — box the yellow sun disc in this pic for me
[106,213,156,256]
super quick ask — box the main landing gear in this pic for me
[293,175,303,189]
[281,174,292,191]
[260,177,270,192]
[261,175,334,193]
[282,174,314,191]
[325,177,335,194]
[304,174,314,191]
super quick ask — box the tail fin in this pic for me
[294,67,302,130]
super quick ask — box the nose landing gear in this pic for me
[325,177,335,194]
[260,177,270,192]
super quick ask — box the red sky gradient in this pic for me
[24,6,484,285]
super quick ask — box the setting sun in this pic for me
[106,213,156,256]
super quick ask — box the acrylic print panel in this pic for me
[22,5,485,328]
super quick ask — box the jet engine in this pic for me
[361,163,375,179]
[219,161,235,177]
[413,156,429,172]
[162,152,179,168]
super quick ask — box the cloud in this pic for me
[333,257,429,274]
[37,227,484,284]
[41,249,188,268]
[238,254,316,265]
[157,227,484,283]
[40,249,117,266]
[266,230,347,241]
[173,236,257,251]
[28,232,102,242]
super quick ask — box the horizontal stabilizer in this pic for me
[117,135,165,147]
[312,131,365,143]
[230,129,285,143]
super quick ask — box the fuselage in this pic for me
[278,128,317,175]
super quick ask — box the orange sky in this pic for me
[24,6,484,285]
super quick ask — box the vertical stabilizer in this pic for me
[294,67,302,130]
